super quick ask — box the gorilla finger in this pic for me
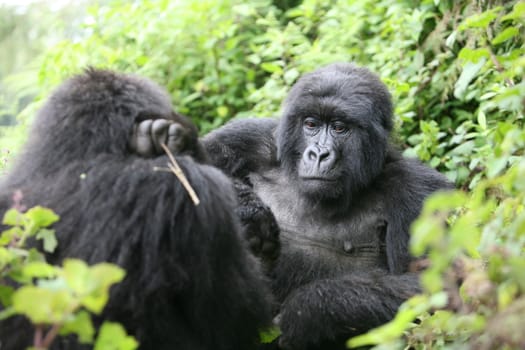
[166,123,187,154]
[151,119,171,154]
[129,123,138,152]
[135,119,155,157]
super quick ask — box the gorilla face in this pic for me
[297,114,350,199]
[277,63,394,202]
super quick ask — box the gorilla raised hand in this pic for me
[0,69,272,350]
[202,63,453,349]
[133,117,281,266]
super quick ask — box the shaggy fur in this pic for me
[203,63,453,350]
[0,69,272,350]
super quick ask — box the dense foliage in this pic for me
[0,194,136,349]
[0,0,523,348]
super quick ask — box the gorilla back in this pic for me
[0,69,272,350]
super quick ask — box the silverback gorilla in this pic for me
[200,63,454,349]
[0,69,272,350]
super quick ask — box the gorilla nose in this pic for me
[307,145,330,161]
[303,145,335,169]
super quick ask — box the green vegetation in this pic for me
[0,0,523,348]
[0,195,136,349]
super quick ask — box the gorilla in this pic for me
[0,69,272,350]
[199,63,454,349]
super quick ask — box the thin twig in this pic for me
[34,325,43,348]
[42,324,62,348]
[484,11,515,87]
[160,143,200,206]
[487,46,515,87]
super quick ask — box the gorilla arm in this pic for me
[378,152,455,273]
[201,118,279,178]
[276,271,420,350]
[130,117,281,264]
[202,118,281,264]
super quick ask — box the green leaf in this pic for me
[37,277,69,291]
[411,217,444,257]
[458,7,502,31]
[429,292,449,309]
[260,62,283,74]
[422,191,468,214]
[454,59,486,99]
[498,281,519,310]
[0,307,16,321]
[26,248,46,263]
[486,157,508,178]
[458,48,490,63]
[2,209,24,226]
[450,140,475,156]
[36,228,58,253]
[445,30,457,48]
[260,326,281,343]
[0,227,21,246]
[81,263,125,314]
[0,246,16,269]
[0,285,15,307]
[283,68,299,85]
[25,206,60,229]
[60,310,95,344]
[477,110,487,130]
[94,322,138,350]
[90,263,126,287]
[62,259,91,295]
[491,27,519,45]
[12,286,75,324]
[502,2,525,21]
[61,259,125,314]
[348,295,431,347]
[216,106,229,118]
[421,266,445,293]
[22,261,57,278]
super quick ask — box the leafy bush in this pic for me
[0,192,136,350]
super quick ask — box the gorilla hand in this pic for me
[130,119,191,157]
[275,282,346,350]
[234,179,280,266]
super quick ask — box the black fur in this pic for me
[203,63,453,349]
[0,69,272,350]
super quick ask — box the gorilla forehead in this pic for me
[283,62,393,130]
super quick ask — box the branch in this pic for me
[42,323,62,348]
[158,143,200,206]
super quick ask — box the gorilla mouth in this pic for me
[300,176,338,182]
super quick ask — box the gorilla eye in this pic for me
[333,123,348,134]
[304,119,317,129]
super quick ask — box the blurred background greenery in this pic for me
[0,0,524,348]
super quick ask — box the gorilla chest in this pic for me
[250,170,388,273]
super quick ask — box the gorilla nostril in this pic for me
[318,149,331,162]
[307,149,318,161]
